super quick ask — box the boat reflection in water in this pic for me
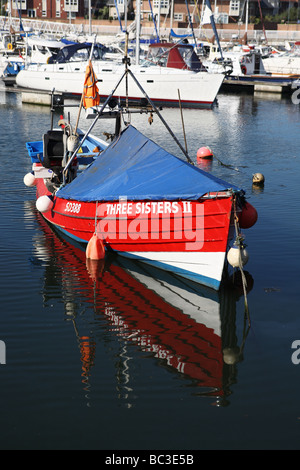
[31,209,253,408]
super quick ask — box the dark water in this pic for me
[0,86,300,450]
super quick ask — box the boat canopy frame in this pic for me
[62,43,194,186]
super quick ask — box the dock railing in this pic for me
[1,16,300,44]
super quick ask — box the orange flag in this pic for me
[83,60,100,109]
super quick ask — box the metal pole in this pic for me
[178,89,188,154]
[135,0,141,65]
[245,0,248,35]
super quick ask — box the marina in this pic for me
[0,73,300,449]
[3,39,300,99]
[1,0,300,451]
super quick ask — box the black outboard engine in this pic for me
[43,130,66,175]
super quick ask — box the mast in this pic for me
[8,0,12,26]
[89,0,92,36]
[125,0,128,31]
[205,0,224,60]
[157,0,161,38]
[170,0,174,31]
[135,0,141,65]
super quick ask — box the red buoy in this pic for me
[197,146,213,161]
[238,202,258,229]
[197,158,212,171]
[86,233,105,260]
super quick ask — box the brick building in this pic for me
[11,0,84,20]
[9,0,297,24]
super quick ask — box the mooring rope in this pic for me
[233,198,251,327]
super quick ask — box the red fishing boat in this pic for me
[24,60,257,291]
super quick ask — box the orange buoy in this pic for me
[238,202,258,229]
[86,258,105,282]
[197,146,213,161]
[86,233,105,260]
[80,336,96,375]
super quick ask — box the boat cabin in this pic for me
[48,42,109,64]
[288,41,300,57]
[0,32,17,52]
[146,43,207,72]
[27,37,66,64]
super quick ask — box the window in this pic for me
[174,13,183,21]
[27,8,36,17]
[56,0,61,17]
[117,0,124,14]
[229,0,240,16]
[153,0,169,8]
[42,0,47,17]
[12,0,26,10]
[65,0,78,12]
[153,0,169,13]
[215,12,229,23]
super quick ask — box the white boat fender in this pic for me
[223,347,240,365]
[67,134,80,153]
[36,195,54,213]
[227,244,249,268]
[252,172,265,185]
[58,118,67,128]
[23,172,36,187]
[58,119,68,129]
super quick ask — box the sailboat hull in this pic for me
[16,61,224,108]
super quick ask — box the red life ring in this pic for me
[241,65,247,75]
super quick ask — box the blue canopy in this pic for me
[49,42,108,64]
[57,125,239,202]
[170,29,193,38]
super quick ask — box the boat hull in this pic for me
[263,56,300,75]
[16,61,224,108]
[35,177,234,290]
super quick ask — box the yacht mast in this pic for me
[135,0,141,65]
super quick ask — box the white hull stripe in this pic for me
[51,225,226,290]
[117,251,226,290]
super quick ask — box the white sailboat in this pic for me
[16,42,224,108]
[1,34,66,85]
[16,1,224,109]
[262,42,300,76]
